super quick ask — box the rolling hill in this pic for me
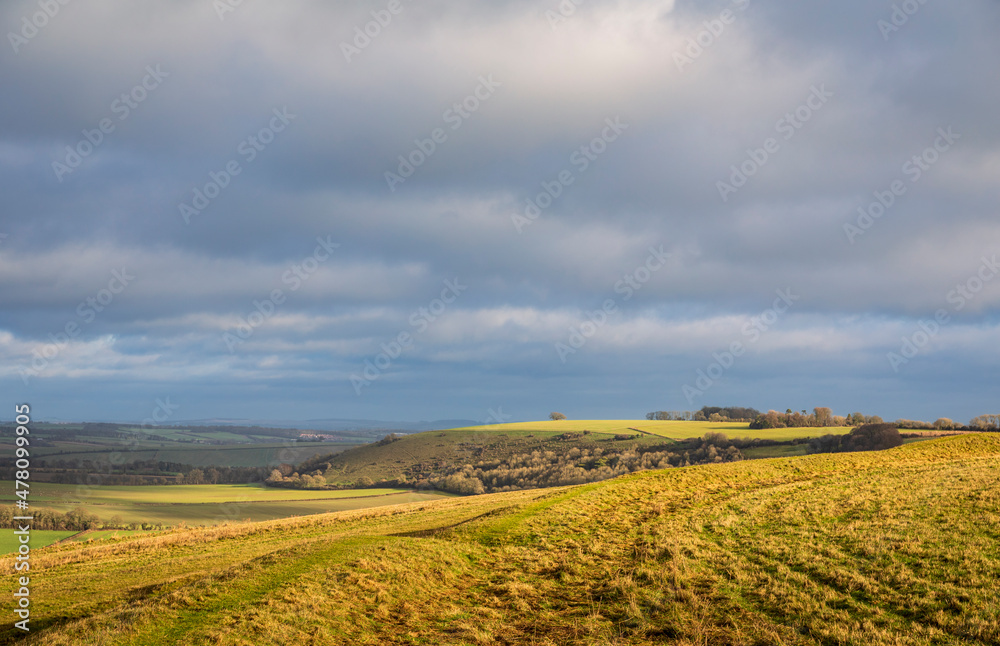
[303,420,856,489]
[3,433,997,645]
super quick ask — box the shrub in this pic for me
[844,424,902,451]
[809,423,902,454]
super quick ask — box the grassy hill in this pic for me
[310,420,855,489]
[448,419,854,440]
[4,433,998,644]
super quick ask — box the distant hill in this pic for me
[15,417,481,434]
[289,420,860,493]
[163,418,482,433]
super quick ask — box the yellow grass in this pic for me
[3,434,997,645]
[449,419,853,440]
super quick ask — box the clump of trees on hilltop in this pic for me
[750,408,870,429]
[646,406,761,422]
[648,406,1000,433]
[647,406,872,426]
[970,414,1000,431]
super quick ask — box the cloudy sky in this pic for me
[2,0,998,426]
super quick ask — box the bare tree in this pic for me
[814,407,833,427]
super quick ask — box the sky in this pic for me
[1,0,998,426]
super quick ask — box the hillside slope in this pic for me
[3,434,999,645]
[305,420,852,489]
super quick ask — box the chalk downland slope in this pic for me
[3,433,998,645]
[313,420,854,486]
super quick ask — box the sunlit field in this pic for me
[4,434,997,645]
[0,484,455,531]
[449,419,856,440]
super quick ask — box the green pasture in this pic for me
[0,529,77,554]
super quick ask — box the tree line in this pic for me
[0,459,270,486]
[646,406,761,422]
[0,506,161,531]
[646,405,1000,432]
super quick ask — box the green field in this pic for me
[3,434,997,644]
[449,418,855,440]
[0,484,455,528]
[0,529,77,554]
[0,529,153,555]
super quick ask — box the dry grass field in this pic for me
[448,419,856,440]
[2,433,998,645]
